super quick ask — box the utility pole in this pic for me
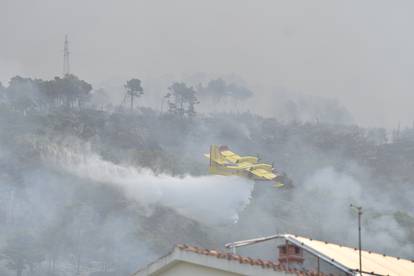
[63,34,70,76]
[350,204,363,274]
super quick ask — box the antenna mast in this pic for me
[63,35,70,76]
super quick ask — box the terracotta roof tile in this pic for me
[175,244,329,276]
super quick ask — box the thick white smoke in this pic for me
[40,142,254,225]
[281,167,414,256]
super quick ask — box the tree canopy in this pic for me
[167,82,199,117]
[124,78,144,110]
[5,74,92,110]
[197,78,253,103]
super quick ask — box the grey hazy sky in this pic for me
[2,0,414,127]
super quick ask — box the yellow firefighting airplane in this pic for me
[204,145,284,187]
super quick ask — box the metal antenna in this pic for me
[350,204,363,274]
[63,34,70,76]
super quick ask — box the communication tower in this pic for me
[63,35,70,76]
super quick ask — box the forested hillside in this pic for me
[0,75,413,275]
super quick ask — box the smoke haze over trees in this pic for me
[0,72,414,275]
[5,0,414,127]
[2,2,414,274]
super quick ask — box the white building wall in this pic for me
[151,262,242,276]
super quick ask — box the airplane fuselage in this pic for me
[205,145,283,185]
[208,161,274,181]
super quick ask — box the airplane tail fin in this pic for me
[206,145,227,175]
[208,144,227,165]
[210,144,221,163]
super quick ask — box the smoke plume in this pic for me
[40,141,254,225]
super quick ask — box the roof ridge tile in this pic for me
[176,243,300,274]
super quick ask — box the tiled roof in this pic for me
[287,235,414,276]
[176,244,333,276]
[225,233,414,276]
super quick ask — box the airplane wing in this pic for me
[225,162,253,170]
[249,168,285,188]
[249,168,277,180]
[220,150,241,163]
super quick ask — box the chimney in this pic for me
[278,243,304,265]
